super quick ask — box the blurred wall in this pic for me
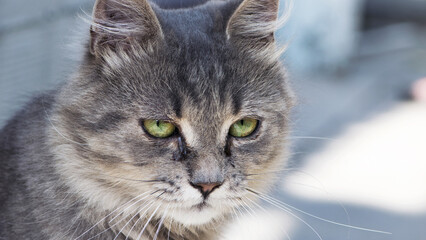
[278,0,364,73]
[0,0,92,125]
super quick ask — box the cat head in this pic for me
[50,0,293,231]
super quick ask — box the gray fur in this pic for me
[0,0,293,239]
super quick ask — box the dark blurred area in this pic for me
[364,0,426,28]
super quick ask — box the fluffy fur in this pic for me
[0,0,293,239]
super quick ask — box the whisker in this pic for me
[229,200,241,225]
[287,136,337,141]
[242,195,292,240]
[136,203,162,240]
[229,199,242,216]
[88,190,166,240]
[154,204,169,240]
[113,210,138,240]
[230,199,245,224]
[167,207,176,240]
[124,200,157,240]
[245,168,297,177]
[281,170,354,239]
[69,220,82,239]
[88,198,156,240]
[74,191,154,240]
[235,198,255,219]
[228,202,238,223]
[246,188,392,235]
[287,151,311,157]
[108,190,161,224]
[242,195,267,214]
[245,178,271,182]
[248,191,292,213]
[247,190,323,240]
[99,173,164,183]
[113,193,165,240]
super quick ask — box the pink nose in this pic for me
[190,182,223,198]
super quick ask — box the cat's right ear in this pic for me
[90,0,163,57]
[226,0,281,57]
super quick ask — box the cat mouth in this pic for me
[193,201,211,210]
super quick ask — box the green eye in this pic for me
[142,120,176,138]
[229,118,259,138]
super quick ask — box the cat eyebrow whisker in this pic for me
[245,188,392,236]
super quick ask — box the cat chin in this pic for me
[168,206,222,226]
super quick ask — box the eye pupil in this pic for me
[142,119,176,138]
[229,118,258,138]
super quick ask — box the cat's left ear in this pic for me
[226,0,279,54]
[90,0,163,57]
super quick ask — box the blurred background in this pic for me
[1,0,426,239]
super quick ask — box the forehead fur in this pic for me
[81,2,289,119]
[65,0,293,141]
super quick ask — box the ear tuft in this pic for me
[227,0,283,56]
[90,0,163,57]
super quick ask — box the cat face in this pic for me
[50,0,292,229]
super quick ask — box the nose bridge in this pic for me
[190,150,225,185]
[184,109,225,184]
[182,115,221,148]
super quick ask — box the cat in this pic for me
[0,0,293,239]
